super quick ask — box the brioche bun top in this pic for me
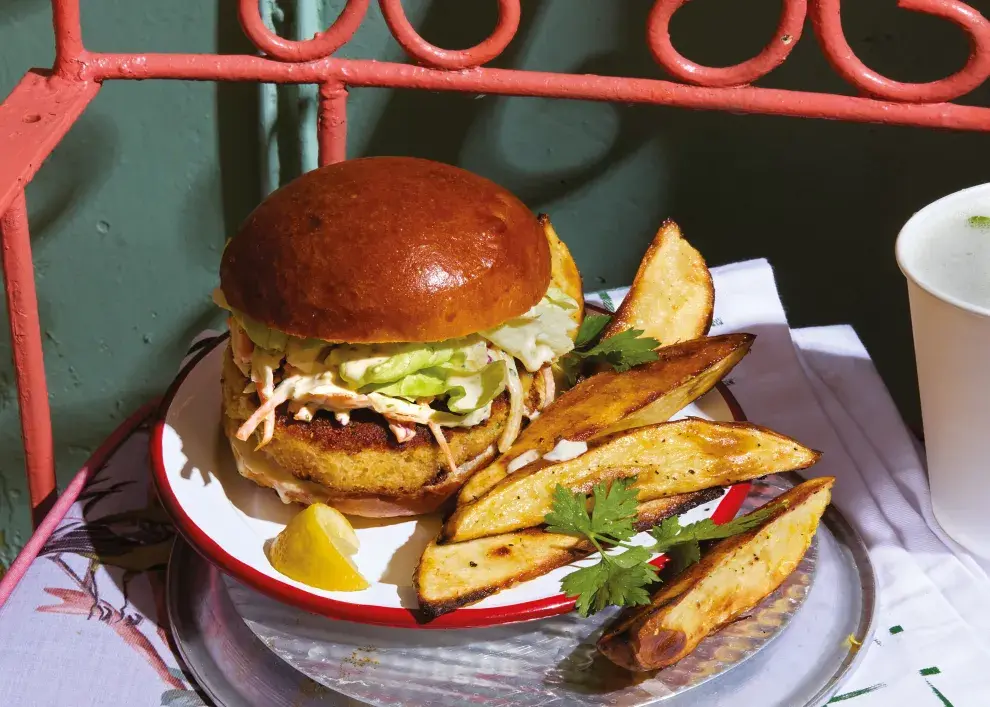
[220,157,551,343]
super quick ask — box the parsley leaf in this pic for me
[548,479,654,616]
[546,479,784,617]
[968,215,990,229]
[560,562,608,617]
[574,314,612,348]
[561,546,658,617]
[556,356,584,389]
[579,328,661,373]
[559,313,661,385]
[649,504,780,571]
[664,542,702,574]
[545,477,638,543]
[544,485,594,538]
[589,477,638,543]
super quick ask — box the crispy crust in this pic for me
[220,345,538,517]
[442,418,820,543]
[219,157,551,343]
[456,333,756,505]
[600,220,715,344]
[597,478,834,671]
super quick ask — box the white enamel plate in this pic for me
[152,335,749,629]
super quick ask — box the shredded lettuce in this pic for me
[445,360,508,413]
[366,369,448,400]
[237,312,289,351]
[332,344,448,386]
[545,287,578,311]
[327,337,487,387]
[482,287,577,372]
[284,337,327,373]
[355,353,507,413]
[215,285,576,422]
[213,288,293,351]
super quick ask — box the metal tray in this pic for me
[166,538,361,706]
[169,475,876,707]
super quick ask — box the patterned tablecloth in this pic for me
[0,405,208,707]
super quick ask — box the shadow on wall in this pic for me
[216,0,262,236]
[318,0,989,429]
[26,117,120,240]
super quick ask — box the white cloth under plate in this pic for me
[593,260,990,706]
[0,259,987,706]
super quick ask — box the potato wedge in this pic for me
[597,477,834,672]
[416,488,723,619]
[442,419,820,543]
[456,333,755,505]
[541,214,584,335]
[601,220,714,346]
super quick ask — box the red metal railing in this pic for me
[1,0,989,525]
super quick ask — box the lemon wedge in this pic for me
[267,504,369,592]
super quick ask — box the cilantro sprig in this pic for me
[649,505,779,573]
[546,478,658,616]
[546,479,779,616]
[558,314,661,386]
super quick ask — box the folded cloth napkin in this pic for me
[0,259,987,706]
[593,260,990,706]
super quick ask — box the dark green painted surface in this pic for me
[1,0,987,563]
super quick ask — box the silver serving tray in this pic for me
[169,474,876,707]
[166,537,361,706]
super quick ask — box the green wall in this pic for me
[1,0,988,566]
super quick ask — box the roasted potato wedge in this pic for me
[442,419,820,543]
[601,220,714,346]
[597,477,834,672]
[416,489,722,618]
[541,214,584,336]
[456,333,755,505]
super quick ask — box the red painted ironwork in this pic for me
[0,71,100,218]
[647,0,807,88]
[0,193,56,527]
[318,82,349,167]
[51,0,84,79]
[811,0,990,103]
[238,0,369,63]
[0,0,989,524]
[379,0,521,70]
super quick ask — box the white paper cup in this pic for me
[897,183,990,558]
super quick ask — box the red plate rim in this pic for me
[151,334,750,629]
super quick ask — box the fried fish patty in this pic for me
[220,345,536,516]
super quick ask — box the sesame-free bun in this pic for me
[219,157,551,343]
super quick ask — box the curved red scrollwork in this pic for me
[646,0,807,87]
[812,0,990,103]
[379,0,520,70]
[237,0,369,63]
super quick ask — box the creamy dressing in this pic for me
[481,288,576,372]
[542,439,589,463]
[229,435,330,505]
[506,450,541,474]
[215,286,575,447]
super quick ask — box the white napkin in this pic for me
[589,259,990,706]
